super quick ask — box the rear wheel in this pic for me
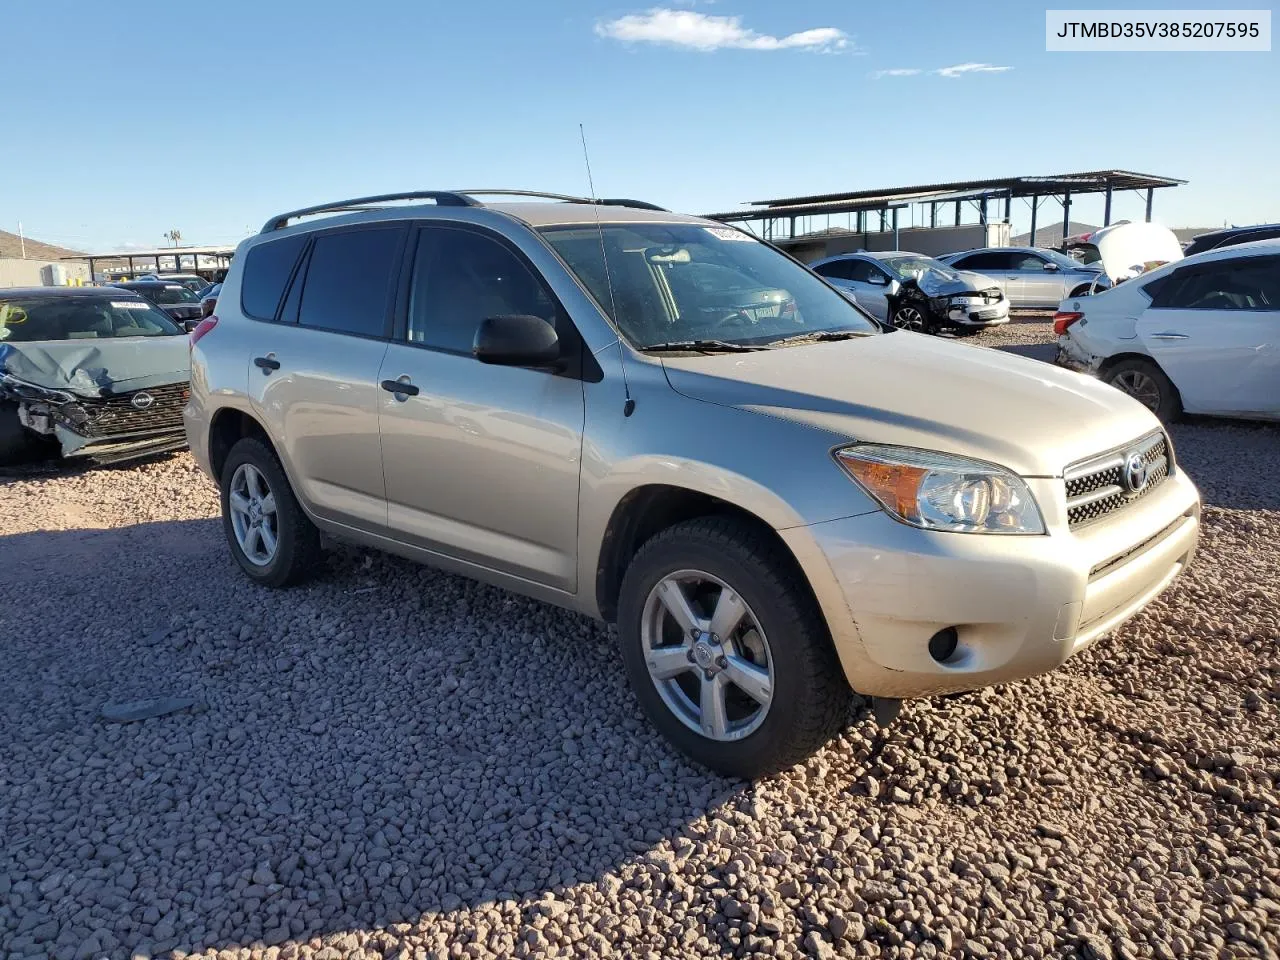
[617,517,850,779]
[219,437,323,587]
[1103,358,1181,422]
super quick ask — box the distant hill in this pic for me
[0,229,83,261]
[1011,221,1099,247]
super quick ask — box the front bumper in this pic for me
[934,298,1010,328]
[783,467,1200,698]
[56,425,188,464]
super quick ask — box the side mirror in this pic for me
[182,318,200,333]
[866,273,888,286]
[1042,261,1060,272]
[473,314,561,368]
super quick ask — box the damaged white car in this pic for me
[0,287,191,465]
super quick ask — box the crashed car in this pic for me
[0,287,191,465]
[810,251,1008,333]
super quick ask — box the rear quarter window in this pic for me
[240,234,307,320]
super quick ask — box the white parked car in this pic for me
[1055,239,1280,421]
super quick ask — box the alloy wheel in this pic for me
[640,569,774,742]
[1112,370,1162,412]
[894,305,927,331]
[228,463,279,566]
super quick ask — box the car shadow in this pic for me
[0,519,882,957]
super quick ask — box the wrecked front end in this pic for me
[1,343,190,466]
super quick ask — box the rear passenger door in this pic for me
[950,251,1020,304]
[376,222,586,592]
[243,224,406,533]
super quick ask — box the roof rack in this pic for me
[260,191,480,233]
[455,189,668,211]
[260,189,669,233]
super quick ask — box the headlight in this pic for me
[0,372,75,404]
[834,444,1045,535]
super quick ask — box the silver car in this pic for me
[185,190,1200,777]
[940,246,1108,309]
[809,251,1009,333]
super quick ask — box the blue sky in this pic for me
[3,0,1276,250]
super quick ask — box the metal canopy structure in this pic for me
[705,170,1187,248]
[62,245,237,281]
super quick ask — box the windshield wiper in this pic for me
[763,330,867,347]
[642,339,767,353]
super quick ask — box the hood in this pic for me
[1086,223,1184,280]
[913,268,1002,297]
[0,337,191,397]
[660,333,1160,477]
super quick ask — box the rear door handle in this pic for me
[381,378,420,398]
[253,356,281,371]
[1149,332,1189,340]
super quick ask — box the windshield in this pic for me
[1041,248,1091,270]
[0,297,183,342]
[538,223,879,349]
[1066,243,1102,265]
[878,254,958,282]
[136,284,199,304]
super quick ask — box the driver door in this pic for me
[846,258,893,322]
[1138,255,1280,416]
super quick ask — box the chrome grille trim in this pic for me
[76,382,190,438]
[1065,431,1171,529]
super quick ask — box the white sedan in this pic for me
[1055,239,1280,422]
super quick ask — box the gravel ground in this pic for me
[1,316,1278,960]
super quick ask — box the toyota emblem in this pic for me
[130,392,155,411]
[1122,451,1148,494]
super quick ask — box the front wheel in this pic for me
[219,437,324,587]
[892,302,933,334]
[617,517,850,779]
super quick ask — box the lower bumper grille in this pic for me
[71,382,190,438]
[1065,432,1170,528]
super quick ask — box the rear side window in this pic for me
[298,227,403,337]
[954,252,1016,271]
[813,260,854,281]
[1151,256,1280,311]
[240,234,306,320]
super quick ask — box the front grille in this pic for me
[1065,432,1170,528]
[74,382,190,437]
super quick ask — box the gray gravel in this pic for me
[1,317,1278,960]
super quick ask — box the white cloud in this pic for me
[596,8,848,52]
[934,62,1013,78]
[872,68,921,79]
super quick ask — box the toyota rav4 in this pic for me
[185,190,1201,777]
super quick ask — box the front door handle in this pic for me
[253,356,281,371]
[1148,332,1189,340]
[381,378,420,398]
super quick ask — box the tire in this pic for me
[219,437,324,587]
[892,301,933,334]
[1103,358,1181,422]
[0,403,33,465]
[617,516,850,779]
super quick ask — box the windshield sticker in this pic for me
[111,301,152,309]
[704,227,754,242]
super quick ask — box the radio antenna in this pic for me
[580,123,634,417]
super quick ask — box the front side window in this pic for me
[298,227,403,336]
[1151,257,1280,311]
[407,226,558,352]
[0,297,182,342]
[539,223,878,349]
[1010,253,1047,271]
